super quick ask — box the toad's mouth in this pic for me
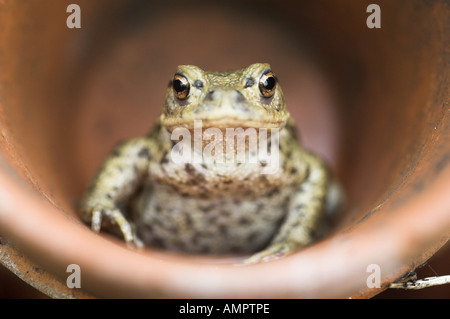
[165,118,284,154]
[164,118,286,132]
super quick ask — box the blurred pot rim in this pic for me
[0,155,449,298]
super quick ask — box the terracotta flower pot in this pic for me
[0,0,449,298]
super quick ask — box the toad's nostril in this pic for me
[234,90,246,103]
[205,90,215,101]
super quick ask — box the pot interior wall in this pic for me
[0,0,448,297]
[1,0,446,224]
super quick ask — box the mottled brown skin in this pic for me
[80,63,334,263]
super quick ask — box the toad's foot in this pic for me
[243,243,294,265]
[90,207,143,248]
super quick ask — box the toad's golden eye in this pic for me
[172,74,190,100]
[258,71,277,98]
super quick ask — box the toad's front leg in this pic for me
[244,153,330,264]
[80,137,155,246]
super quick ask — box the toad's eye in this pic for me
[172,74,190,100]
[258,71,277,98]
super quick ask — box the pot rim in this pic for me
[1,155,449,298]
